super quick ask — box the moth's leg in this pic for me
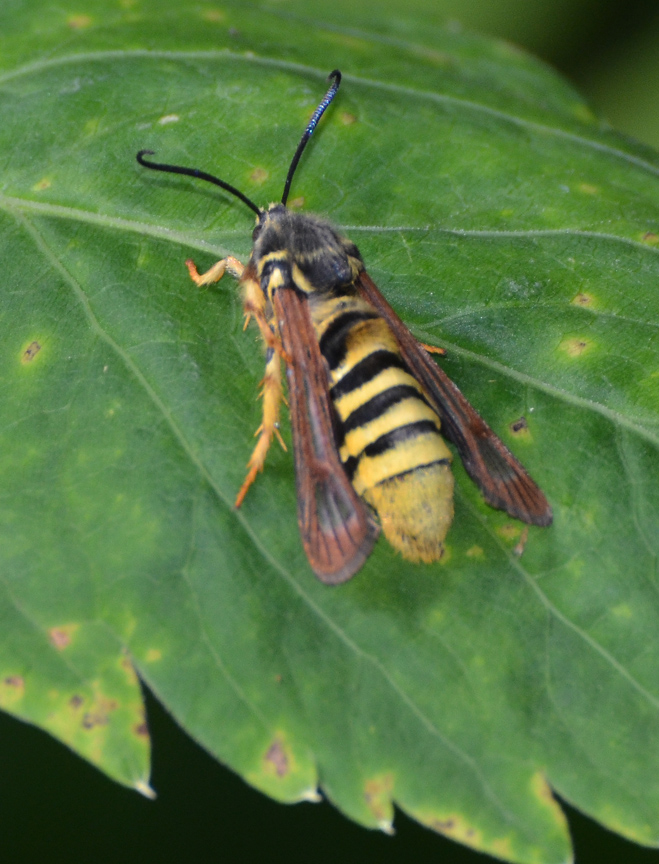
[185,255,244,287]
[235,345,286,508]
[241,279,293,364]
[417,341,446,357]
[234,278,289,508]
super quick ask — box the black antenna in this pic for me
[281,69,341,206]
[136,150,262,216]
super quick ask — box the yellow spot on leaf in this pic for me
[121,653,138,685]
[413,47,450,66]
[33,178,52,191]
[158,114,179,125]
[578,182,598,195]
[288,196,305,209]
[418,810,486,850]
[67,14,92,29]
[249,167,269,185]
[559,336,592,358]
[84,118,100,136]
[497,523,521,542]
[340,112,357,125]
[364,773,394,829]
[571,292,595,307]
[21,340,42,364]
[500,208,514,218]
[530,772,569,832]
[438,544,452,565]
[0,675,25,707]
[466,545,484,559]
[202,9,226,22]
[572,103,597,123]
[49,624,79,651]
[145,648,162,663]
[612,603,633,620]
[641,231,659,245]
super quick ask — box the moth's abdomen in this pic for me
[314,295,454,561]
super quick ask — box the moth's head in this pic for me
[252,203,287,243]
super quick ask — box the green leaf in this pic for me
[2,2,659,862]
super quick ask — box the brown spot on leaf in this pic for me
[642,232,658,245]
[572,292,594,307]
[134,722,149,738]
[81,697,118,729]
[419,811,486,850]
[21,341,41,363]
[510,416,528,434]
[69,694,84,709]
[33,178,51,191]
[250,167,269,185]
[49,625,77,650]
[4,676,24,688]
[265,738,289,777]
[340,112,357,125]
[288,196,305,209]
[82,711,107,729]
[466,545,484,559]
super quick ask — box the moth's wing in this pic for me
[273,287,380,583]
[356,271,552,527]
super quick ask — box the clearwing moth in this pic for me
[137,70,551,583]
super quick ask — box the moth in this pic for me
[137,70,552,583]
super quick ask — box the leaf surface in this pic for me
[1,2,659,861]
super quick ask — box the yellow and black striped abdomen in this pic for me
[312,295,455,561]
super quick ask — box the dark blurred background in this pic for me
[398,0,659,149]
[3,1,659,862]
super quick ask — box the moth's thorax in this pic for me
[252,204,363,296]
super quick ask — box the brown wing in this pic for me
[273,287,380,583]
[356,271,552,527]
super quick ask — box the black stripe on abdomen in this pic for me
[363,419,441,459]
[342,420,445,480]
[342,384,428,434]
[330,349,406,400]
[319,310,379,371]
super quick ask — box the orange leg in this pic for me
[418,341,446,356]
[185,255,245,287]
[235,348,287,508]
[183,259,290,506]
